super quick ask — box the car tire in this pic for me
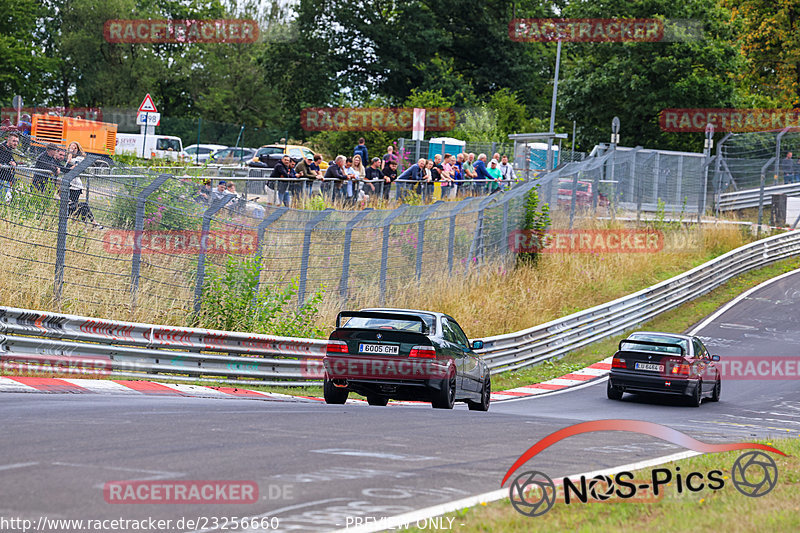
[468,375,491,412]
[323,379,348,405]
[367,396,389,406]
[688,380,702,407]
[607,380,623,400]
[432,372,456,410]
[710,377,721,402]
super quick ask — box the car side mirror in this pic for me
[711,355,720,361]
[472,340,484,350]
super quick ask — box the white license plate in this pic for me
[358,343,399,355]
[635,362,664,372]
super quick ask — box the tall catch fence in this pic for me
[0,137,536,322]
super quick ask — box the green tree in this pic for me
[0,0,55,102]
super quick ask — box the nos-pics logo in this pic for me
[502,419,784,517]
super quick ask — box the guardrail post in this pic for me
[253,206,288,295]
[131,173,170,307]
[775,127,789,185]
[416,201,444,281]
[379,204,410,305]
[757,156,777,237]
[501,200,509,256]
[298,208,334,306]
[193,195,234,315]
[54,155,98,304]
[339,209,373,300]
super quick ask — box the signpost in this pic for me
[12,95,23,125]
[137,94,159,158]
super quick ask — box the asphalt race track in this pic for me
[2,271,800,532]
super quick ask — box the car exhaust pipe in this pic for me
[332,379,348,388]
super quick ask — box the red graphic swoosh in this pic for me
[501,419,786,486]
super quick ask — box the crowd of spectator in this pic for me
[262,137,518,207]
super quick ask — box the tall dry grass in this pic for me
[0,211,752,338]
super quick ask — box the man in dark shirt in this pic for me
[381,160,398,200]
[34,143,66,193]
[324,155,347,200]
[0,133,19,202]
[353,138,368,164]
[364,157,383,201]
[270,155,293,207]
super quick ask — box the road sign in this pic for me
[136,112,161,126]
[11,95,23,111]
[138,94,158,113]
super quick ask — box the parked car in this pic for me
[184,144,226,164]
[248,144,328,171]
[323,308,491,410]
[208,147,256,165]
[557,178,609,208]
[607,332,721,407]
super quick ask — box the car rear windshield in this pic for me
[341,315,435,334]
[558,180,589,192]
[625,334,688,355]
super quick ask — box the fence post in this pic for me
[53,155,99,304]
[416,201,444,281]
[253,206,288,294]
[339,209,373,300]
[379,204,410,305]
[569,171,579,229]
[501,199,510,257]
[448,201,470,274]
[467,195,499,273]
[713,133,732,216]
[130,173,170,306]
[398,138,405,174]
[298,208,334,306]
[757,156,776,238]
[776,128,789,185]
[192,195,234,315]
[415,139,421,162]
[441,141,446,160]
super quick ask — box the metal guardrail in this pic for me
[2,231,800,385]
[718,182,800,211]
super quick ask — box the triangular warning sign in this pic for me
[138,94,158,113]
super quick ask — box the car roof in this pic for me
[258,144,314,151]
[629,331,694,341]
[360,307,444,319]
[187,143,226,150]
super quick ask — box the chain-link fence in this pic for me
[0,135,535,323]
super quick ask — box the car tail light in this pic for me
[612,357,626,369]
[671,363,691,376]
[409,346,436,359]
[326,340,348,354]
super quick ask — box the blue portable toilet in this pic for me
[427,137,466,160]
[526,142,559,169]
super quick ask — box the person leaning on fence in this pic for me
[397,158,426,200]
[462,153,477,194]
[351,154,366,200]
[381,159,398,200]
[382,145,398,169]
[33,143,66,193]
[0,133,19,203]
[65,141,85,169]
[324,155,347,199]
[295,154,317,196]
[343,157,359,205]
[210,180,227,203]
[440,153,456,198]
[487,158,503,193]
[270,155,293,207]
[473,154,492,194]
[499,154,516,189]
[195,179,212,205]
[67,176,102,228]
[363,157,382,202]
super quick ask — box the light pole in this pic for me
[546,39,562,171]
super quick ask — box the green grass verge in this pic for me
[407,437,800,532]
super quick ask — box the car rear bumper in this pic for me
[609,370,698,396]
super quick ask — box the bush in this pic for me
[517,186,550,265]
[195,256,326,338]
